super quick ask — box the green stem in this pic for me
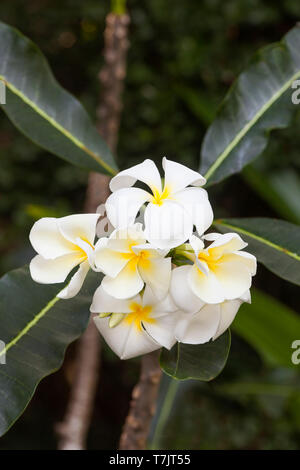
[174,249,195,262]
[111,0,127,15]
[149,379,179,450]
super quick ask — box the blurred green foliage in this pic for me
[0,0,299,450]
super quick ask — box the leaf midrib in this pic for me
[0,295,60,358]
[214,219,300,261]
[0,76,117,176]
[204,69,300,181]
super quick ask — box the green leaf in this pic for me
[214,217,300,286]
[0,266,100,437]
[232,288,300,368]
[0,21,117,175]
[243,166,300,225]
[160,330,231,381]
[200,25,300,185]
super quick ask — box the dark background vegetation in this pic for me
[0,0,299,449]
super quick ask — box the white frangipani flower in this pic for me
[91,286,178,360]
[105,157,213,249]
[29,214,99,299]
[174,290,250,344]
[170,232,256,305]
[94,223,171,300]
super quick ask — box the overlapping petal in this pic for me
[213,291,250,340]
[58,213,99,245]
[90,285,137,314]
[144,200,193,249]
[105,187,151,229]
[94,315,160,360]
[189,263,225,303]
[58,260,90,299]
[175,304,221,344]
[106,158,212,250]
[29,217,75,259]
[91,286,178,358]
[185,232,257,304]
[110,159,162,193]
[102,258,144,299]
[170,265,204,313]
[162,157,206,193]
[94,238,131,278]
[95,224,171,299]
[135,251,171,301]
[212,255,253,300]
[29,214,98,298]
[30,252,83,284]
[173,187,213,236]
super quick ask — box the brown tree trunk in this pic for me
[56,9,130,451]
[119,351,162,450]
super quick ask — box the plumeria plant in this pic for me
[0,18,299,438]
[29,158,256,360]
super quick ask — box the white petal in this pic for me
[234,251,257,276]
[188,263,225,303]
[143,288,177,313]
[138,257,171,301]
[93,316,160,360]
[108,224,146,252]
[90,284,139,314]
[173,187,214,236]
[213,254,253,300]
[94,238,131,277]
[208,233,248,257]
[162,157,206,193]
[170,266,204,313]
[144,200,193,250]
[110,159,162,193]
[29,217,75,259]
[76,237,95,266]
[30,253,82,284]
[58,214,99,245]
[240,289,251,303]
[175,304,220,344]
[144,313,178,350]
[189,234,205,253]
[58,260,90,299]
[213,298,243,340]
[101,260,144,299]
[202,232,221,242]
[105,187,150,229]
[131,243,167,258]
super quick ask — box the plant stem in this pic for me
[149,378,179,450]
[111,0,127,15]
[119,350,162,450]
[57,6,130,451]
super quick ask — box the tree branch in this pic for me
[56,8,130,450]
[119,351,162,450]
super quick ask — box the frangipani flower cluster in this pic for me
[29,158,257,360]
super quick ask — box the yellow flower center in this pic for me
[151,185,172,206]
[125,302,155,332]
[74,237,94,261]
[197,248,221,272]
[121,245,152,272]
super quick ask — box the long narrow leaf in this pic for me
[200,25,300,185]
[0,22,117,175]
[0,266,100,437]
